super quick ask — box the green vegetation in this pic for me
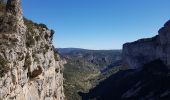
[54,53,60,61]
[45,44,49,51]
[64,61,99,100]
[54,50,60,61]
[24,18,48,32]
[0,55,10,77]
[0,3,5,12]
[50,29,55,40]
[24,53,31,70]
[59,48,122,100]
[26,34,35,47]
[0,2,5,18]
[35,35,40,41]
[38,23,48,29]
[80,60,170,100]
[24,18,55,49]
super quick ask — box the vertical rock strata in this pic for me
[123,20,170,69]
[0,0,65,100]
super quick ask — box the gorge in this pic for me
[79,20,170,100]
[0,0,170,100]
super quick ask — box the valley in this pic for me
[58,48,122,100]
[0,0,170,100]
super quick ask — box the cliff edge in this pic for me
[0,0,65,100]
[123,20,170,69]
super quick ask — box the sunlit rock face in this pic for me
[0,0,65,100]
[123,20,170,69]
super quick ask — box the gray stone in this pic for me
[123,20,170,69]
[0,0,65,100]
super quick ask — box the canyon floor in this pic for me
[58,48,122,100]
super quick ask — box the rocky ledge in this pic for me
[123,20,170,69]
[0,0,65,100]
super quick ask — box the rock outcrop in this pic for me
[123,20,170,69]
[0,0,65,100]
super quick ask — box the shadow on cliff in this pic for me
[79,59,170,100]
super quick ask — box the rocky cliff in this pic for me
[0,0,65,100]
[123,20,170,69]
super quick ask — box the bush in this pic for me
[35,36,40,41]
[43,44,50,54]
[38,23,48,29]
[26,34,35,47]
[0,56,10,77]
[50,29,55,40]
[24,18,36,31]
[54,53,60,61]
[24,18,48,31]
[23,53,31,70]
[0,3,5,13]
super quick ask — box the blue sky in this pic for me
[22,0,170,49]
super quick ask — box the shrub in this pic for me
[35,36,41,41]
[23,53,31,70]
[24,18,49,31]
[55,68,60,73]
[26,34,35,47]
[54,53,60,61]
[0,56,10,77]
[50,29,55,40]
[43,44,50,54]
[0,3,5,13]
[24,18,36,32]
[38,23,48,29]
[44,34,49,40]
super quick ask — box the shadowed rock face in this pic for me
[80,59,170,100]
[0,0,65,100]
[123,20,170,69]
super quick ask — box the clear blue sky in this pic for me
[22,0,170,50]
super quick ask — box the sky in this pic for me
[22,0,170,50]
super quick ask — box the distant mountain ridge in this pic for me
[58,48,85,54]
[58,48,122,71]
[58,48,121,54]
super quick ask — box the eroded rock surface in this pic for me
[0,0,65,100]
[123,20,170,69]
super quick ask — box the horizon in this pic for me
[22,0,170,49]
[58,47,122,51]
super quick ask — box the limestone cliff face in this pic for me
[123,20,170,69]
[0,0,65,100]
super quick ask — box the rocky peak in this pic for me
[6,0,23,19]
[122,20,170,69]
[1,0,25,33]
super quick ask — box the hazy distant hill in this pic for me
[58,48,122,71]
[58,48,122,100]
[58,48,84,54]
